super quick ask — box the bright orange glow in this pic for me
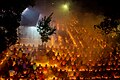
[66,29,77,47]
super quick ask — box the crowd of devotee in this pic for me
[0,44,120,80]
[0,20,119,80]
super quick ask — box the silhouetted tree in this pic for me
[37,13,56,45]
[0,0,35,53]
[94,17,120,55]
[94,17,120,34]
[72,0,120,33]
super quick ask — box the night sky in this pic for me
[72,0,120,19]
[3,0,119,26]
[1,0,120,19]
[34,0,120,19]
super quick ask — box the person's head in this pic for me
[53,77,55,80]
[19,48,22,50]
[45,64,47,67]
[34,63,36,65]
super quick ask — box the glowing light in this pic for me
[22,8,29,15]
[63,4,68,9]
[79,41,84,48]
[62,3,69,11]
[21,7,40,26]
[66,29,77,47]
[20,26,40,46]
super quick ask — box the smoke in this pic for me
[32,0,117,64]
[72,0,120,19]
[34,0,120,22]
